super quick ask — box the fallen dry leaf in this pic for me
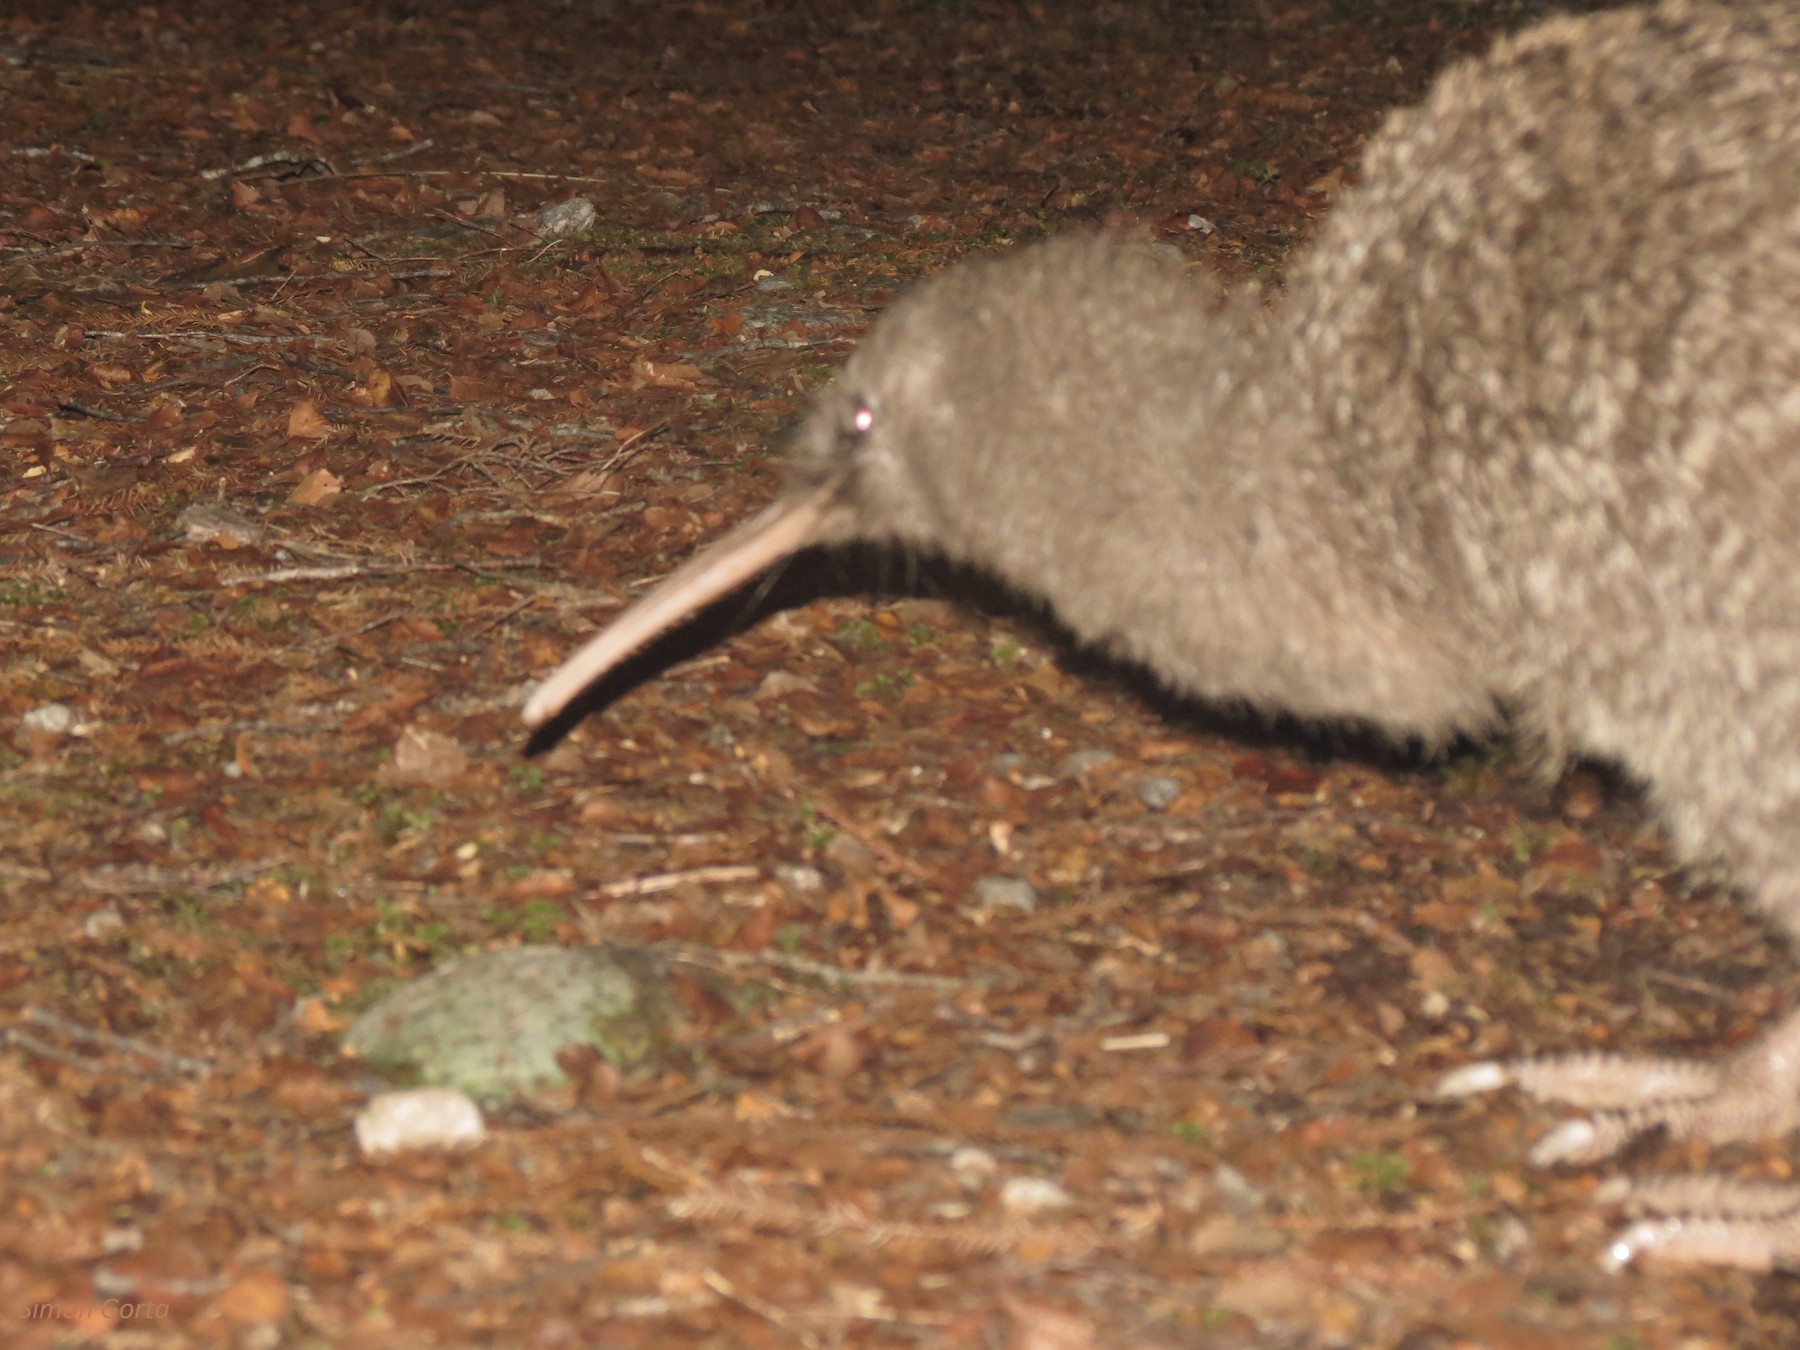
[382,726,469,787]
[288,467,343,504]
[286,399,333,441]
[630,357,706,390]
[209,1268,289,1328]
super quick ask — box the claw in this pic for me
[1528,1117,1603,1167]
[1594,1176,1800,1270]
[1602,1218,1687,1273]
[1436,1013,1800,1267]
[1435,1061,1514,1097]
[1600,1215,1781,1273]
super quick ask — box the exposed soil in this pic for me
[3,1,1796,1345]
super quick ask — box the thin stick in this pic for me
[16,1009,213,1078]
[88,330,340,346]
[595,864,760,898]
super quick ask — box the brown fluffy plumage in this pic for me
[526,2,1800,1266]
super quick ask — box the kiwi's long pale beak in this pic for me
[521,483,842,728]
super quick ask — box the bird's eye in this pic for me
[849,401,875,435]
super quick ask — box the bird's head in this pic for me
[522,236,1189,728]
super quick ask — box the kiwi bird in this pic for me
[526,1,1800,1269]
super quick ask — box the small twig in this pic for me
[620,269,686,313]
[464,592,540,640]
[808,794,932,882]
[542,424,663,499]
[366,137,436,164]
[455,559,546,583]
[3,238,194,257]
[594,864,761,899]
[219,558,539,587]
[331,168,609,185]
[70,861,280,895]
[686,945,975,993]
[612,420,667,457]
[2,1028,110,1075]
[9,1008,213,1079]
[301,610,404,654]
[701,1270,824,1350]
[427,206,513,242]
[198,151,337,182]
[10,145,99,163]
[166,265,452,291]
[1643,968,1740,1003]
[88,329,339,346]
[57,400,144,424]
[28,521,98,547]
[359,460,482,496]
[224,562,438,586]
[222,361,282,388]
[160,717,323,746]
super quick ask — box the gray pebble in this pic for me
[1213,1163,1266,1216]
[344,944,683,1101]
[774,863,825,894]
[534,197,597,238]
[1136,775,1182,811]
[973,875,1037,914]
[823,831,875,874]
[1058,748,1116,778]
[20,702,75,735]
[175,502,264,548]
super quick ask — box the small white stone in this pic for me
[1136,775,1182,811]
[534,197,597,238]
[1212,1164,1265,1216]
[774,863,825,894]
[100,1223,144,1254]
[949,1146,998,1185]
[973,875,1037,914]
[355,1087,485,1157]
[83,908,125,940]
[1058,748,1115,778]
[21,702,75,735]
[999,1176,1075,1214]
[175,502,265,547]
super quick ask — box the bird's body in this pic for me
[525,0,1800,1267]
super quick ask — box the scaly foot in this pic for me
[1592,1175,1800,1272]
[1438,1007,1800,1267]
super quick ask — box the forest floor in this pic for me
[3,0,1796,1345]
